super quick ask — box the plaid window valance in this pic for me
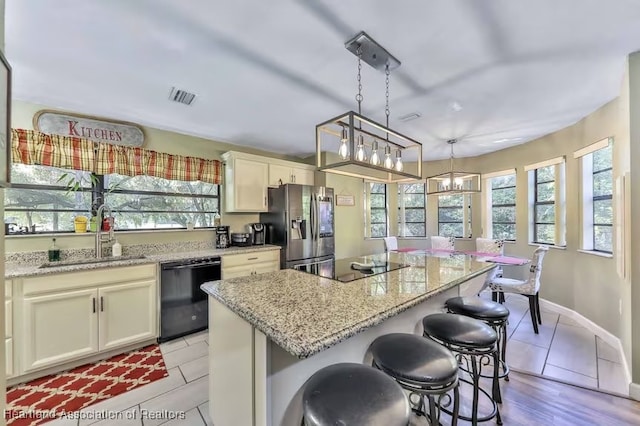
[11,129,223,185]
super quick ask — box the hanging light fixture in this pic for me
[426,139,481,195]
[316,31,422,183]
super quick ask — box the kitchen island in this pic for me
[201,251,495,426]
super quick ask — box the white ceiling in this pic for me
[6,0,640,160]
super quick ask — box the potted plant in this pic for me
[57,171,99,232]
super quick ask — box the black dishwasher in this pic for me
[159,257,221,343]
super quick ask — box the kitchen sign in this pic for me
[34,110,145,147]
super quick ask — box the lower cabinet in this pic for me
[22,288,99,372]
[99,280,156,351]
[222,250,280,279]
[18,264,157,375]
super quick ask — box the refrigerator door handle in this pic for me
[310,193,316,241]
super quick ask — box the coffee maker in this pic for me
[248,223,266,245]
[215,226,230,249]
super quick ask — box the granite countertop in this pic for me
[201,252,496,359]
[4,245,281,278]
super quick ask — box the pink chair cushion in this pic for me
[487,256,529,265]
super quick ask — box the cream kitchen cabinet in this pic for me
[222,152,269,212]
[222,250,280,279]
[18,264,157,374]
[22,288,99,372]
[268,164,315,187]
[5,279,12,377]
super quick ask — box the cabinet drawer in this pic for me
[5,300,11,338]
[223,250,279,268]
[5,280,11,298]
[23,264,156,296]
[222,261,280,279]
[6,338,12,377]
[253,261,280,275]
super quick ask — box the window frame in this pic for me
[533,167,555,245]
[5,165,221,234]
[489,174,517,241]
[525,157,566,247]
[364,182,388,238]
[437,194,471,238]
[591,162,613,253]
[397,182,426,238]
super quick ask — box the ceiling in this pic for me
[6,0,640,160]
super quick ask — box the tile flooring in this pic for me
[493,293,629,396]
[47,295,629,425]
[48,331,212,426]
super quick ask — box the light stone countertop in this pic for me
[201,252,496,359]
[4,245,281,278]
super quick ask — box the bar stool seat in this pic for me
[445,297,509,321]
[302,363,410,426]
[423,313,497,348]
[370,333,459,424]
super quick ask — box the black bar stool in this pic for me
[369,333,460,425]
[445,296,510,381]
[301,363,410,426]
[422,313,502,425]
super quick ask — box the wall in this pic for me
[7,100,302,254]
[628,53,640,386]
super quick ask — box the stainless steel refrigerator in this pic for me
[260,184,335,270]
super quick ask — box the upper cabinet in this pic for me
[222,152,316,212]
[268,164,315,187]
[222,153,269,212]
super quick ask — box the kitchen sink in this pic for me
[39,255,147,268]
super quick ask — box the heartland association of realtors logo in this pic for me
[34,110,145,147]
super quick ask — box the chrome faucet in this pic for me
[95,203,115,259]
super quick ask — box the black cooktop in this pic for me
[298,256,408,282]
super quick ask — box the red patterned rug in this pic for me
[5,344,168,425]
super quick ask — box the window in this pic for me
[398,183,426,237]
[483,170,516,241]
[577,141,613,253]
[533,165,555,244]
[4,164,220,233]
[365,182,388,238]
[526,156,566,246]
[438,194,471,238]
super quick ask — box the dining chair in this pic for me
[487,246,549,334]
[476,237,505,277]
[431,236,455,250]
[383,236,398,252]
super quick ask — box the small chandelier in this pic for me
[426,139,481,195]
[316,31,422,183]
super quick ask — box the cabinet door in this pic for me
[222,265,254,279]
[6,338,12,377]
[253,261,280,275]
[99,280,157,351]
[268,164,293,187]
[233,158,269,211]
[293,167,315,186]
[22,289,98,372]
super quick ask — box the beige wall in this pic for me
[7,100,304,253]
[627,53,640,384]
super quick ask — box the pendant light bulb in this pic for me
[370,140,380,166]
[442,178,451,190]
[338,128,349,160]
[383,145,393,169]
[394,149,403,172]
[355,135,367,162]
[454,177,464,189]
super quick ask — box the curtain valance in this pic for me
[11,128,223,185]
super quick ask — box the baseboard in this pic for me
[538,297,632,395]
[630,382,640,401]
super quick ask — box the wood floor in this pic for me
[411,370,640,426]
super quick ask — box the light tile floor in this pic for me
[491,293,629,396]
[47,295,629,425]
[48,331,213,426]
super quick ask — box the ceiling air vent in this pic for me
[169,87,196,105]
[399,112,421,122]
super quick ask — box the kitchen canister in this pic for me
[74,216,88,233]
